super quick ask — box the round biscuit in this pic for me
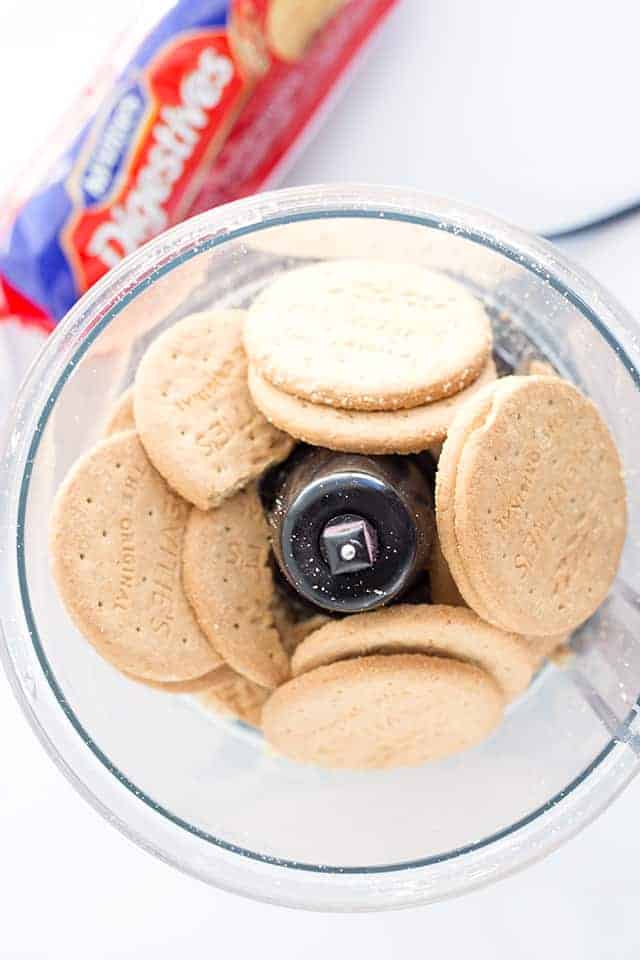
[282,615,332,653]
[428,531,570,674]
[291,604,534,700]
[103,388,135,436]
[50,431,222,682]
[248,358,497,454]
[124,668,224,694]
[196,665,270,727]
[429,534,466,607]
[436,382,504,622]
[271,593,331,656]
[244,260,493,411]
[526,359,559,377]
[525,633,571,667]
[450,376,627,635]
[263,654,505,769]
[182,485,289,688]
[134,309,294,511]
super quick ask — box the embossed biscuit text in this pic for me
[113,459,147,612]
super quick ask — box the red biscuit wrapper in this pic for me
[0,0,398,331]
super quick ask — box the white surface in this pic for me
[2,2,640,957]
[290,0,640,234]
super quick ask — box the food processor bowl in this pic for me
[1,185,639,911]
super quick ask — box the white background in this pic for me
[2,1,640,957]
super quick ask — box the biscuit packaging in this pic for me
[49,259,628,770]
[0,0,398,329]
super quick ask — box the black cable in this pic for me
[545,198,640,240]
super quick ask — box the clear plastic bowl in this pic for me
[2,185,639,912]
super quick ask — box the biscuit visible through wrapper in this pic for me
[134,309,294,511]
[436,376,627,636]
[262,654,504,769]
[291,604,534,700]
[50,432,222,682]
[248,359,497,454]
[266,0,346,61]
[183,485,289,688]
[245,260,493,411]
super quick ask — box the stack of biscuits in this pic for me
[49,259,627,770]
[244,259,498,454]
